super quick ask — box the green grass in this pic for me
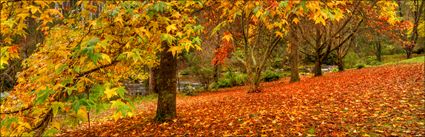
[398,56,425,63]
[384,56,424,65]
[131,93,158,103]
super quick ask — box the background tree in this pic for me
[397,0,424,58]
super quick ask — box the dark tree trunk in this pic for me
[213,64,220,83]
[405,46,413,59]
[155,44,177,122]
[289,44,300,82]
[148,67,158,94]
[313,59,322,76]
[375,42,382,62]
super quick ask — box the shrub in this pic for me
[368,60,382,66]
[365,56,382,66]
[355,63,365,69]
[211,71,247,89]
[262,70,282,82]
[343,52,362,68]
[233,72,248,85]
[331,67,339,72]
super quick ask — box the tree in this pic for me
[211,1,317,92]
[1,1,205,135]
[155,43,178,121]
[294,1,401,76]
[397,0,424,58]
[287,25,300,82]
[294,1,365,76]
[334,36,354,71]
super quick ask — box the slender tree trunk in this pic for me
[248,68,262,93]
[313,59,322,76]
[155,43,177,122]
[289,44,300,82]
[337,58,344,72]
[409,0,424,58]
[375,42,382,62]
[213,33,221,83]
[213,64,219,83]
[405,46,413,59]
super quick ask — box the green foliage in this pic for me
[213,78,232,88]
[399,56,424,63]
[35,87,55,105]
[343,52,363,69]
[355,63,365,69]
[261,70,282,82]
[182,52,214,90]
[43,128,59,136]
[0,116,18,129]
[384,56,425,65]
[365,56,382,66]
[331,67,339,72]
[211,71,247,89]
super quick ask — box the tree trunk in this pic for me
[289,44,300,82]
[213,33,221,83]
[375,42,382,62]
[248,69,262,93]
[406,46,413,59]
[337,58,344,72]
[148,67,158,94]
[313,59,322,76]
[155,44,177,122]
[213,64,220,83]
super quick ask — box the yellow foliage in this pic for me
[104,87,118,99]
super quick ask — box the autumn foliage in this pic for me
[59,64,424,136]
[1,0,423,136]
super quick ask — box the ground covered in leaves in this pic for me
[59,64,424,136]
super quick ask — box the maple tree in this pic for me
[293,1,411,76]
[396,0,424,59]
[1,1,205,136]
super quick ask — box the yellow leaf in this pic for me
[26,5,40,14]
[168,46,182,57]
[18,121,31,129]
[334,9,344,21]
[34,1,48,8]
[315,16,326,26]
[77,107,88,120]
[101,54,111,63]
[113,112,122,121]
[172,12,181,18]
[275,31,284,38]
[0,57,9,66]
[222,33,233,42]
[127,112,134,117]
[104,87,117,99]
[292,18,300,24]
[166,24,177,33]
[114,15,124,26]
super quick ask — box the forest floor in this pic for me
[59,63,424,136]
